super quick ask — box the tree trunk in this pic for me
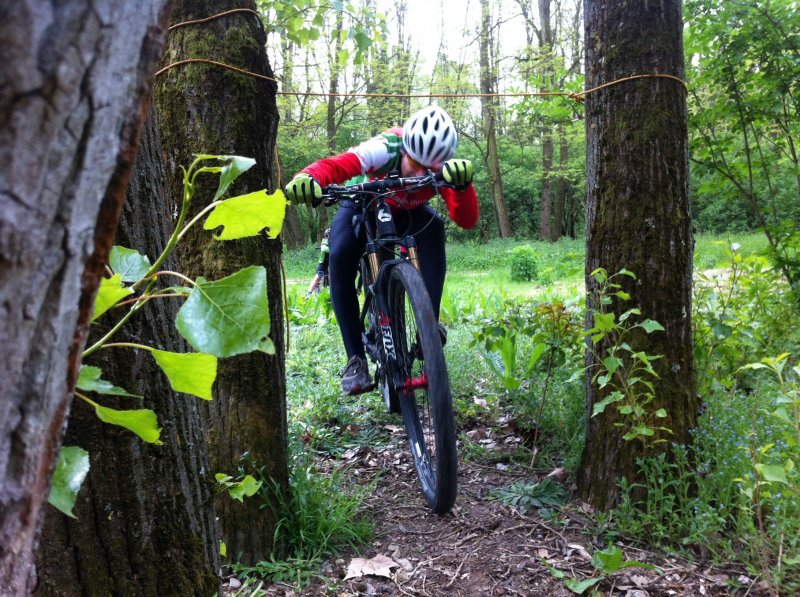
[154,0,288,565]
[479,0,511,238]
[0,2,172,593]
[539,134,555,240]
[538,0,557,242]
[578,0,696,510]
[35,111,219,597]
[554,125,568,237]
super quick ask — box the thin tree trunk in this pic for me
[479,0,511,238]
[154,0,287,565]
[539,134,555,240]
[578,0,696,510]
[554,124,568,237]
[35,111,219,597]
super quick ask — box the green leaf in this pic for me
[354,30,372,52]
[593,312,616,332]
[93,404,162,444]
[761,464,788,484]
[213,156,256,201]
[151,350,217,400]
[337,48,350,67]
[76,365,139,397]
[92,274,133,321]
[603,355,623,374]
[48,446,90,518]
[592,546,623,573]
[109,246,152,282]
[228,475,262,502]
[640,319,665,333]
[564,577,603,594]
[203,189,287,240]
[176,266,274,357]
[655,408,668,418]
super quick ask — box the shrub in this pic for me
[508,245,539,282]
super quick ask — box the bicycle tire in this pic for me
[386,262,457,513]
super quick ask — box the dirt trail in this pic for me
[227,425,765,597]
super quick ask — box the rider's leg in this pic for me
[328,205,365,358]
[405,205,446,318]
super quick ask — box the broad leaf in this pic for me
[203,189,287,240]
[93,404,162,444]
[593,312,616,333]
[77,365,139,397]
[760,464,788,484]
[603,355,623,374]
[48,446,90,518]
[228,475,262,502]
[109,246,152,282]
[564,577,603,594]
[92,274,133,321]
[176,266,274,357]
[213,156,256,201]
[151,349,217,400]
[640,319,665,333]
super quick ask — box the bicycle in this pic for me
[322,172,458,514]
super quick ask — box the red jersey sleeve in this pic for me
[300,152,363,187]
[440,184,479,229]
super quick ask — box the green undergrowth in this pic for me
[277,231,800,593]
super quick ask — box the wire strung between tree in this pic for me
[159,8,689,102]
[154,58,687,103]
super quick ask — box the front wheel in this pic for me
[386,262,457,514]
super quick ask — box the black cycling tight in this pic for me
[328,203,446,359]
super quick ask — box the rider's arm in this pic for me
[302,129,403,185]
[440,185,479,229]
[302,152,363,186]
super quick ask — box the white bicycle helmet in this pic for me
[402,106,457,168]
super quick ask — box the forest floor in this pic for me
[224,422,769,597]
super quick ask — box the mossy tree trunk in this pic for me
[577,0,697,510]
[35,111,219,597]
[0,3,172,594]
[154,0,287,565]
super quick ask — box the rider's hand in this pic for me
[285,173,322,207]
[442,159,473,189]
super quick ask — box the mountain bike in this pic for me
[322,173,458,514]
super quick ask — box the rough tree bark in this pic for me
[578,0,697,510]
[35,111,220,596]
[0,2,173,594]
[154,0,288,565]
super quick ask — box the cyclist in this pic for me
[305,228,330,297]
[285,105,478,395]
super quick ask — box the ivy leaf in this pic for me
[640,319,665,333]
[203,189,287,240]
[176,266,274,357]
[109,246,151,282]
[213,155,256,201]
[93,404,162,444]
[151,349,217,400]
[76,365,139,397]
[92,274,133,321]
[48,446,90,518]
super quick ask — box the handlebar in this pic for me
[322,172,446,202]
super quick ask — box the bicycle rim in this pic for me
[386,262,457,514]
